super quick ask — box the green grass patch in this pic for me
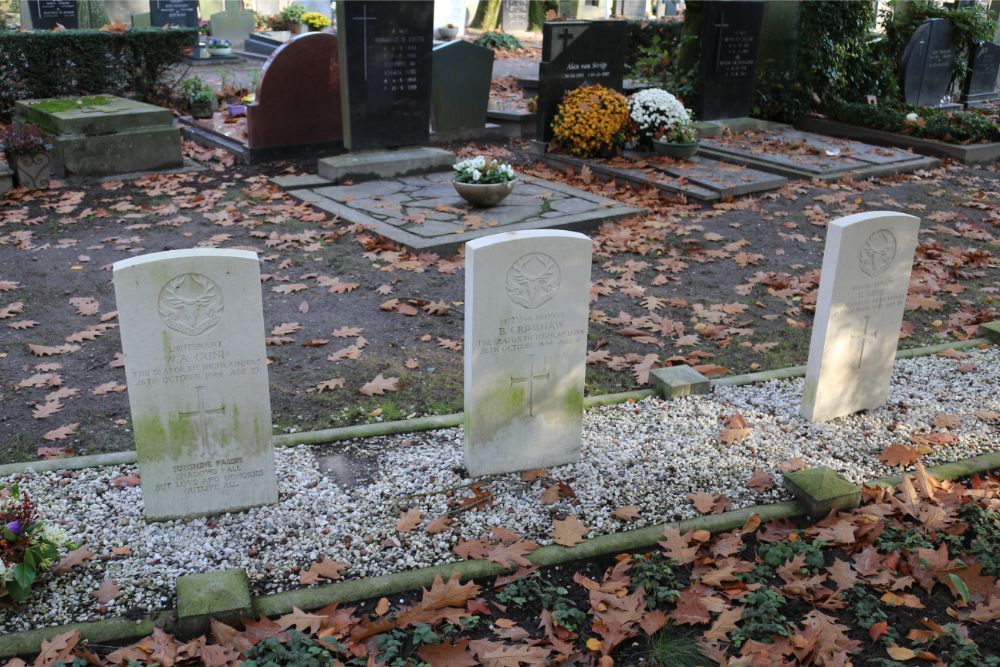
[30,95,112,113]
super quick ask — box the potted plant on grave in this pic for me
[551,84,630,158]
[280,2,307,33]
[0,123,53,191]
[301,11,331,32]
[629,88,699,159]
[452,156,517,207]
[0,484,73,602]
[207,37,232,57]
[438,23,459,40]
[189,88,215,119]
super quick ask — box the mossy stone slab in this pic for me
[649,365,711,399]
[980,320,1000,344]
[15,97,174,136]
[176,569,252,638]
[783,466,861,519]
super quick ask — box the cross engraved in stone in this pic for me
[851,316,878,370]
[353,4,377,81]
[714,12,730,70]
[510,355,550,418]
[178,385,226,450]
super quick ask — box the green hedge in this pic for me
[625,18,683,67]
[827,100,1000,144]
[0,28,196,120]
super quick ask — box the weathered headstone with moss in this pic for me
[464,230,591,476]
[113,249,278,522]
[13,95,182,177]
[801,211,920,422]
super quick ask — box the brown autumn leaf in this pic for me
[404,358,420,369]
[879,443,922,467]
[613,505,640,521]
[55,545,95,574]
[272,283,308,294]
[92,579,123,603]
[271,322,301,336]
[69,297,99,316]
[689,492,717,514]
[746,470,774,492]
[330,326,364,337]
[424,300,450,316]
[932,413,960,429]
[299,559,347,585]
[92,381,126,395]
[111,474,141,487]
[417,640,477,667]
[313,378,345,393]
[486,541,538,568]
[551,515,588,547]
[359,374,399,396]
[396,508,423,533]
[703,605,744,644]
[421,573,481,610]
[33,399,63,419]
[43,423,80,441]
[426,516,453,534]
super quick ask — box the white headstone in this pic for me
[464,230,592,476]
[801,211,920,422]
[113,249,278,521]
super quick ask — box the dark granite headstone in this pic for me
[697,1,765,121]
[502,0,530,32]
[536,20,628,142]
[963,41,1000,103]
[431,41,494,133]
[246,32,342,149]
[336,0,434,151]
[150,0,199,27]
[27,0,78,29]
[901,19,956,107]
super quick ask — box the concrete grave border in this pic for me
[0,331,996,657]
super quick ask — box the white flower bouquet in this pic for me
[629,88,698,146]
[453,156,516,185]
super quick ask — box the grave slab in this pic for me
[317,147,455,183]
[289,170,645,253]
[699,128,937,180]
[801,211,921,422]
[980,320,1000,343]
[113,249,278,521]
[14,96,182,178]
[650,366,711,399]
[176,569,253,638]
[464,230,591,476]
[783,466,861,519]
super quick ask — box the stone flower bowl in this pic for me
[452,179,516,208]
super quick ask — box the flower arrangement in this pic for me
[1,485,71,602]
[280,2,307,24]
[629,88,697,146]
[208,38,231,49]
[302,12,331,30]
[0,123,51,157]
[453,156,516,184]
[551,84,629,158]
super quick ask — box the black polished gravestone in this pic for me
[962,42,1000,103]
[336,0,434,151]
[901,19,956,107]
[502,0,530,32]
[536,20,628,143]
[431,40,494,133]
[150,0,199,28]
[697,1,765,121]
[26,0,78,29]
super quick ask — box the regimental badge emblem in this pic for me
[158,273,224,336]
[858,229,897,277]
[506,253,561,309]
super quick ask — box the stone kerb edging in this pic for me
[0,330,997,657]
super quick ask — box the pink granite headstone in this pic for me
[247,32,342,149]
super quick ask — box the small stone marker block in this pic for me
[176,569,252,638]
[269,174,333,190]
[317,147,454,183]
[980,320,1000,344]
[783,466,861,519]
[649,365,711,399]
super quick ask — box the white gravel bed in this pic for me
[2,347,998,633]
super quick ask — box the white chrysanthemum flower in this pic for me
[39,524,70,547]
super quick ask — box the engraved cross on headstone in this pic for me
[714,11,730,70]
[851,315,878,370]
[510,354,550,417]
[353,3,378,81]
[178,385,226,450]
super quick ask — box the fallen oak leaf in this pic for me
[299,559,347,585]
[396,507,423,533]
[43,423,80,441]
[551,515,588,547]
[92,579,123,603]
[55,545,95,574]
[359,374,399,396]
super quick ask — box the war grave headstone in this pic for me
[962,41,1000,104]
[697,128,938,180]
[502,0,530,32]
[901,18,958,108]
[697,0,765,121]
[464,230,591,477]
[246,32,342,150]
[14,96,182,177]
[801,212,921,423]
[209,0,256,47]
[337,0,434,150]
[288,170,644,253]
[431,40,494,138]
[22,0,78,29]
[536,19,627,143]
[113,249,278,521]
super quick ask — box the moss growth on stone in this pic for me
[30,96,112,114]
